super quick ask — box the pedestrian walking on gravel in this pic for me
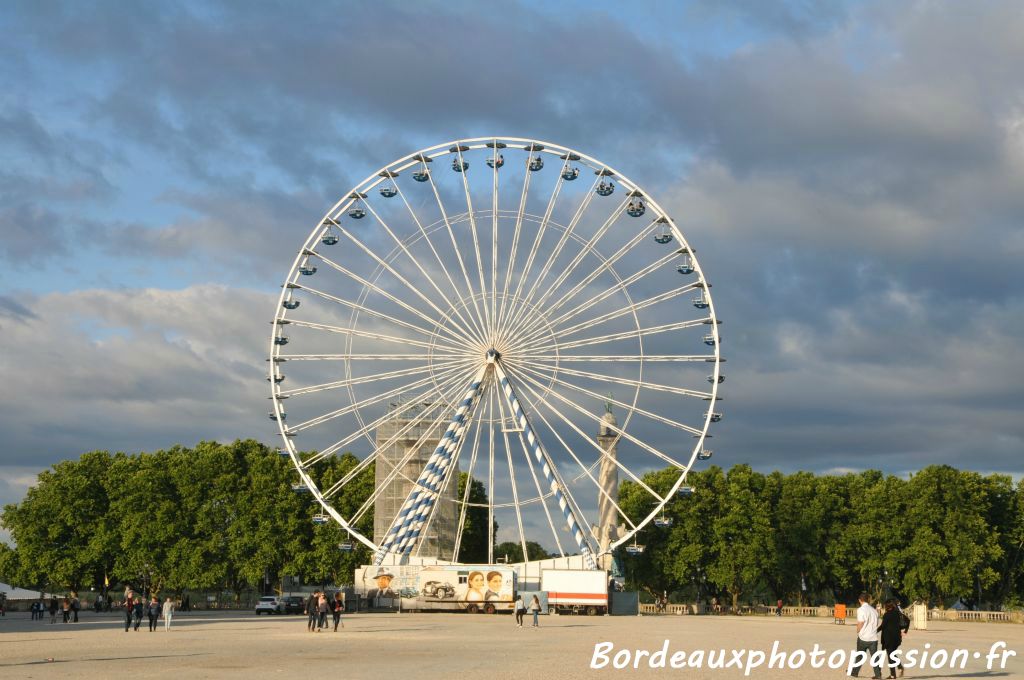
[332,592,345,632]
[147,596,160,632]
[305,591,319,632]
[132,597,144,631]
[162,597,175,631]
[124,595,135,632]
[316,592,329,631]
[851,592,882,679]
[48,596,58,623]
[528,595,541,628]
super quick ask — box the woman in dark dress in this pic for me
[877,600,909,678]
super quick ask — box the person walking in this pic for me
[851,592,882,679]
[124,595,135,632]
[878,600,909,678]
[332,592,345,632]
[528,595,541,628]
[514,595,525,627]
[71,592,80,622]
[147,596,160,632]
[48,596,58,623]
[162,597,175,631]
[305,591,319,632]
[776,598,783,617]
[132,596,144,631]
[61,597,71,623]
[316,592,329,632]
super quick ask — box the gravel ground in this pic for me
[1,610,1021,679]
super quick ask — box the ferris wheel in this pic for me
[268,137,723,569]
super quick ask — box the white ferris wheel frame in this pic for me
[268,136,723,564]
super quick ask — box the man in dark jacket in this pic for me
[305,591,320,632]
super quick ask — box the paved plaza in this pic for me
[1,610,1022,679]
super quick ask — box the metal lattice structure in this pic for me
[269,137,723,567]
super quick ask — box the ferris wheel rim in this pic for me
[269,136,723,560]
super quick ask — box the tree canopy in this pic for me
[3,445,1021,610]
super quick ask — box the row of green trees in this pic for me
[0,440,491,597]
[3,442,1021,611]
[618,464,1024,610]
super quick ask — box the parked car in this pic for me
[254,596,281,615]
[281,595,305,614]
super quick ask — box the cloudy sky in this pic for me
[2,0,1023,526]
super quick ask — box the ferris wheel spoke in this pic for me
[344,364,478,519]
[552,251,684,324]
[497,387,530,563]
[378,365,490,561]
[503,156,570,331]
[451,382,487,563]
[286,282,455,344]
[498,362,666,503]
[321,393,450,497]
[506,194,629,339]
[330,224,484,346]
[517,172,604,318]
[503,220,662,351]
[310,252,471,347]
[287,362,468,434]
[277,360,461,398]
[425,170,490,342]
[275,352,466,361]
[521,318,711,355]
[393,182,489,346]
[512,360,705,439]
[505,360,693,467]
[492,360,598,568]
[514,282,700,350]
[509,409,567,558]
[490,144,500,337]
[302,362,475,472]
[511,219,659,346]
[506,365,641,536]
[516,353,718,363]
[360,199,487,347]
[513,254,688,351]
[284,318,464,353]
[494,153,534,341]
[487,376,496,563]
[546,284,704,342]
[525,362,715,400]
[454,146,494,338]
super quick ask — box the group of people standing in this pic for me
[305,590,345,633]
[122,590,175,632]
[852,592,911,679]
[29,594,80,623]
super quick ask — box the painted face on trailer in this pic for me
[376,575,393,590]
[469,573,484,590]
[488,573,503,592]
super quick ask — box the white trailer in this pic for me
[540,569,609,615]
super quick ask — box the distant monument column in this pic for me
[596,399,619,570]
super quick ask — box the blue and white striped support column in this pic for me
[373,365,489,565]
[493,361,598,570]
